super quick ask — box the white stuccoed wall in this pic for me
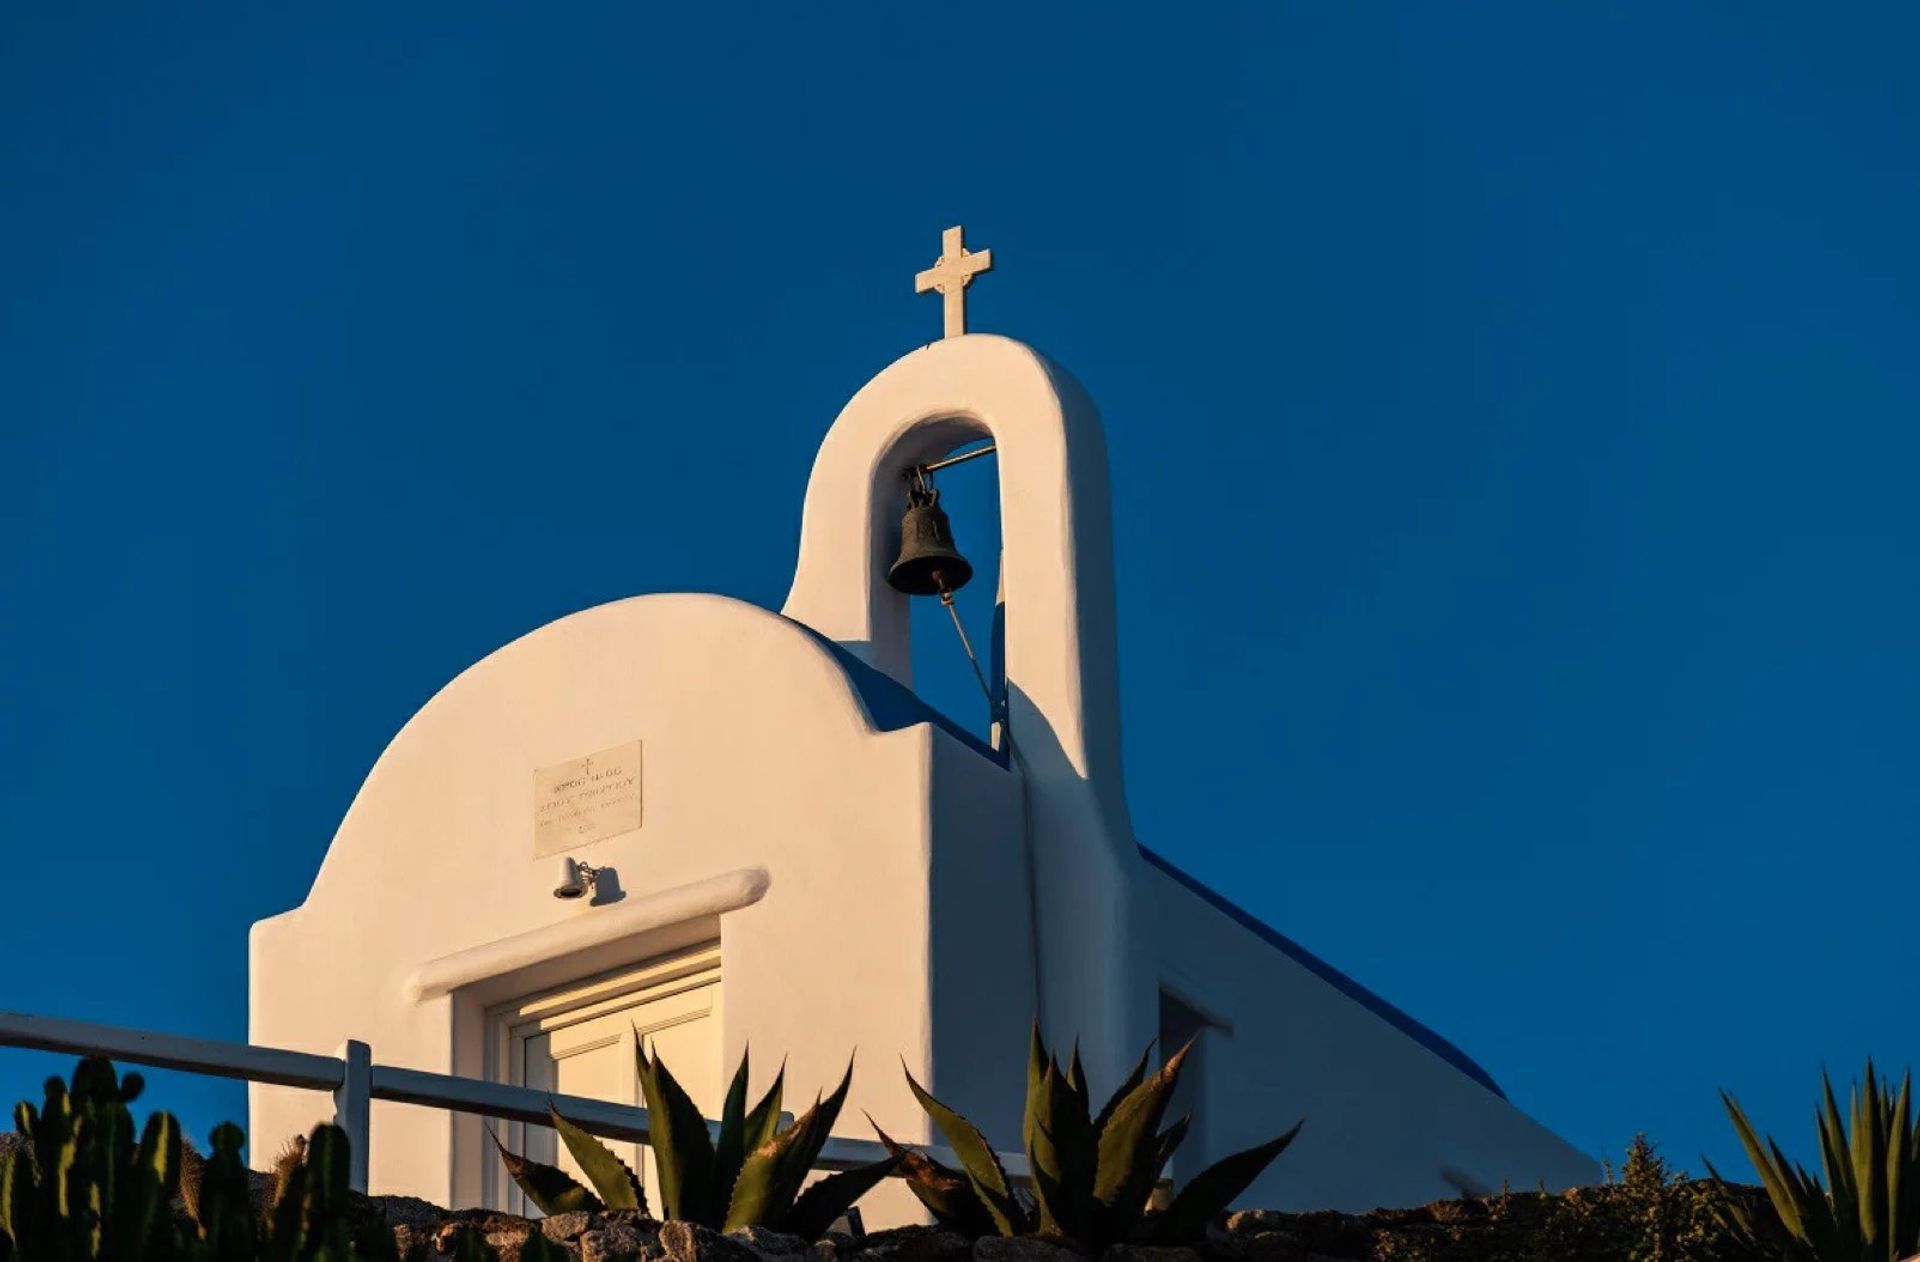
[1143,856,1598,1208]
[252,333,1598,1219]
[249,592,1031,1217]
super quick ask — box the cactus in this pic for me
[0,1058,411,1262]
[1708,1059,1920,1262]
[882,1026,1300,1249]
[183,1123,261,1262]
[0,1058,184,1262]
[265,1134,309,1225]
[497,1043,899,1240]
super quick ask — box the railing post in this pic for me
[333,1040,372,1194]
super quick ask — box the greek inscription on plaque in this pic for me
[534,740,643,856]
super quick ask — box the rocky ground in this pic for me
[368,1205,1280,1262]
[361,1190,1694,1262]
[1,1130,1757,1262]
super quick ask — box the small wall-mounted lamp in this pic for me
[553,856,605,901]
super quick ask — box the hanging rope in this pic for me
[938,586,995,708]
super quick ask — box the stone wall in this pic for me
[363,1178,1763,1262]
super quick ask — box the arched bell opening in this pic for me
[781,334,1157,1089]
[895,438,1004,749]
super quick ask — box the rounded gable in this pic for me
[296,592,919,911]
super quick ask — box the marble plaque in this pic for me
[534,740,643,855]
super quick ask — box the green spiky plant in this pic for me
[497,1044,898,1241]
[1707,1060,1920,1262]
[0,1057,437,1262]
[0,1058,184,1262]
[876,1027,1300,1250]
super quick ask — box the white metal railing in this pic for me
[0,1010,1027,1198]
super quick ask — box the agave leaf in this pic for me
[744,1060,788,1157]
[1091,1041,1191,1240]
[1026,1116,1075,1241]
[783,1156,903,1242]
[1721,1089,1808,1241]
[1092,1043,1155,1139]
[491,1130,604,1215]
[1021,1026,1049,1158]
[1790,1147,1845,1259]
[1856,1063,1886,1256]
[1786,1144,1836,1252]
[904,1063,1026,1235]
[1893,1073,1918,1262]
[1065,1048,1092,1134]
[551,1106,646,1213]
[1718,1064,1920,1262]
[791,1063,855,1159]
[1151,1114,1192,1188]
[1818,1071,1858,1245]
[1700,1156,1751,1233]
[1870,1073,1894,1236]
[1148,1122,1301,1245]
[1704,1156,1796,1254]
[1024,1033,1094,1239]
[871,1118,995,1236]
[723,1141,779,1232]
[713,1050,754,1201]
[726,1060,855,1231]
[1023,1030,1067,1235]
[637,1035,718,1224]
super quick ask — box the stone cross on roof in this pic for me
[914,225,994,338]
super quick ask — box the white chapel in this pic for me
[249,227,1598,1222]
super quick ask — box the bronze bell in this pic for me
[888,486,974,596]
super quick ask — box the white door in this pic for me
[494,946,722,1215]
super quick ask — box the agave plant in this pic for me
[877,1027,1300,1249]
[1707,1060,1920,1262]
[497,1044,898,1241]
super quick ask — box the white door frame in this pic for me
[483,941,722,1212]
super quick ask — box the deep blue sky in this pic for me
[3,4,1916,1190]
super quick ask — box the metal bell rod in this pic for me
[910,442,997,477]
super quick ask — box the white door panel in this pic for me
[493,948,721,1215]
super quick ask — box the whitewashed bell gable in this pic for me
[251,333,1598,1220]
